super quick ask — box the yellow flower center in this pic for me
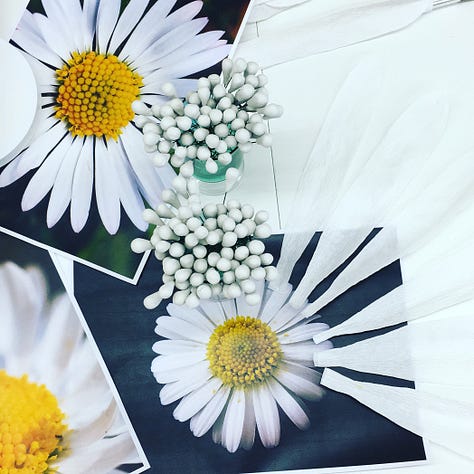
[207,316,283,389]
[55,51,143,140]
[0,370,68,473]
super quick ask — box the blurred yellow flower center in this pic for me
[0,370,68,473]
[207,316,283,389]
[55,51,143,140]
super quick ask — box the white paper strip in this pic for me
[238,0,432,68]
[314,316,474,385]
[312,245,474,342]
[274,60,381,289]
[289,93,449,307]
[321,369,474,460]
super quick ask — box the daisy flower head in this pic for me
[1,0,231,234]
[0,262,140,472]
[151,282,332,452]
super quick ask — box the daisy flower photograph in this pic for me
[0,0,251,280]
[73,233,427,474]
[0,231,147,473]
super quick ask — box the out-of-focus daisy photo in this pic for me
[0,233,146,473]
[0,0,250,279]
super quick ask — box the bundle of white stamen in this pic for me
[131,178,277,309]
[133,57,283,180]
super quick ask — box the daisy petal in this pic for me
[34,12,71,60]
[119,0,177,60]
[282,342,318,364]
[173,377,223,422]
[151,351,207,373]
[198,300,226,327]
[69,398,117,448]
[153,360,208,384]
[70,137,94,233]
[260,283,293,323]
[222,389,246,453]
[219,298,237,320]
[235,279,265,317]
[190,385,231,437]
[253,385,280,448]
[239,391,256,450]
[47,138,83,228]
[268,378,310,430]
[0,121,67,187]
[94,140,121,235]
[278,323,330,344]
[96,0,120,54]
[167,304,215,333]
[159,363,211,405]
[152,339,203,355]
[155,316,211,343]
[82,0,100,46]
[108,0,150,53]
[21,134,73,212]
[268,302,302,332]
[275,361,324,401]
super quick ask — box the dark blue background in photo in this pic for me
[74,232,426,474]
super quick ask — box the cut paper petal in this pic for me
[238,0,432,68]
[321,369,474,460]
[289,93,449,307]
[315,315,474,385]
[274,60,382,289]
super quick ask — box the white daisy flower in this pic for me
[151,281,332,452]
[1,0,231,234]
[0,262,140,472]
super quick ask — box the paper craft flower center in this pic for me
[55,51,143,140]
[206,316,283,389]
[0,370,68,473]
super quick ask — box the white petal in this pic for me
[252,385,280,448]
[134,18,208,69]
[219,298,237,320]
[70,137,94,232]
[275,361,323,401]
[12,23,61,67]
[152,339,203,355]
[21,134,73,211]
[167,304,215,333]
[239,391,256,450]
[141,30,225,72]
[69,398,117,448]
[34,12,72,60]
[0,264,44,363]
[282,342,317,364]
[173,377,223,422]
[107,139,147,231]
[155,316,211,343]
[259,283,292,323]
[198,300,226,327]
[108,0,150,53]
[121,0,195,62]
[221,389,246,453]
[190,385,231,437]
[82,0,100,47]
[47,138,83,228]
[267,378,310,430]
[159,363,211,405]
[96,0,120,53]
[152,360,208,384]
[144,44,231,85]
[119,124,174,207]
[94,139,121,234]
[268,302,302,332]
[0,120,66,187]
[278,323,329,344]
[59,432,137,473]
[151,351,206,373]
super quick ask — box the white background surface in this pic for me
[1,1,473,473]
